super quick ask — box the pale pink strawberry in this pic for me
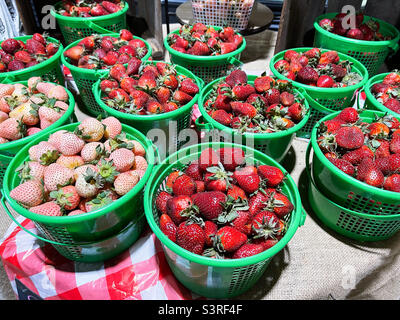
[80,142,106,163]
[11,84,28,102]
[101,117,122,139]
[56,155,85,170]
[9,102,40,126]
[29,141,59,164]
[30,202,63,217]
[10,180,45,208]
[75,168,102,198]
[0,84,14,99]
[55,101,69,112]
[58,132,85,156]
[36,82,56,96]
[27,127,42,136]
[68,210,85,216]
[0,118,26,141]
[133,155,148,171]
[16,161,46,183]
[0,96,11,113]
[50,185,81,211]
[38,106,63,128]
[132,140,146,157]
[27,77,42,93]
[109,148,135,172]
[73,164,99,180]
[47,85,68,101]
[132,169,146,179]
[29,95,45,105]
[43,163,75,192]
[114,171,140,196]
[0,111,8,124]
[47,130,68,149]
[77,118,105,142]
[0,137,8,144]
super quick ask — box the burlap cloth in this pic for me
[1,28,399,300]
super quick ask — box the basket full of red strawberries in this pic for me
[0,33,64,84]
[144,143,304,298]
[51,0,130,44]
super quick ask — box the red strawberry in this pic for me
[191,191,227,221]
[317,75,334,88]
[213,94,232,112]
[265,88,281,105]
[173,90,193,105]
[156,191,174,215]
[26,39,45,55]
[180,78,199,96]
[254,76,274,93]
[166,195,196,225]
[204,220,218,247]
[231,210,252,235]
[231,84,256,101]
[160,214,178,243]
[213,226,247,253]
[337,108,359,123]
[1,38,21,54]
[188,41,210,56]
[211,109,232,127]
[390,134,400,154]
[383,174,400,192]
[356,158,376,181]
[336,126,365,150]
[172,174,197,196]
[218,147,245,172]
[287,103,305,122]
[257,165,285,187]
[230,101,257,118]
[297,66,319,84]
[233,243,265,259]
[220,42,237,55]
[225,70,248,87]
[101,1,122,13]
[251,210,280,239]
[176,221,206,255]
[364,167,385,187]
[50,185,80,211]
[120,29,134,41]
[198,148,220,172]
[329,158,356,176]
[184,161,203,181]
[233,166,260,194]
[109,64,128,82]
[227,185,247,201]
[248,192,269,218]
[264,189,294,219]
[388,154,400,173]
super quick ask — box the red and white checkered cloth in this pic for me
[0,216,202,300]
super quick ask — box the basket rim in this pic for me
[164,26,247,62]
[364,72,400,119]
[0,80,75,153]
[144,142,303,268]
[2,121,155,225]
[93,60,203,121]
[314,12,400,46]
[269,47,369,94]
[50,0,129,22]
[61,34,152,76]
[198,75,311,139]
[0,36,63,79]
[311,109,400,202]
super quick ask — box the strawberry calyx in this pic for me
[97,158,119,184]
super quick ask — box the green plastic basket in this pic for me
[93,60,204,160]
[310,109,400,216]
[364,72,400,117]
[144,142,305,298]
[314,13,400,77]
[270,47,369,139]
[1,122,155,262]
[0,36,64,84]
[306,143,400,242]
[165,26,246,84]
[61,33,152,117]
[197,75,311,163]
[50,1,130,45]
[0,80,76,188]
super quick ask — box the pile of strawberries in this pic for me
[99,60,199,115]
[156,147,295,259]
[318,12,392,41]
[0,77,70,143]
[57,0,124,17]
[203,70,307,133]
[9,116,149,216]
[0,33,59,73]
[317,107,400,192]
[168,23,244,56]
[371,70,400,115]
[63,29,148,70]
[274,48,363,88]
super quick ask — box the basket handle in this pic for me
[298,87,334,115]
[228,56,243,69]
[0,192,83,247]
[195,116,214,131]
[388,42,400,55]
[1,75,15,84]
[84,20,114,35]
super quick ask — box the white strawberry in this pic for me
[10,180,45,208]
[109,148,135,172]
[43,163,75,192]
[76,118,105,142]
[114,171,140,196]
[58,132,85,156]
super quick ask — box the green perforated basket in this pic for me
[306,143,400,242]
[50,1,129,45]
[0,36,64,84]
[93,60,204,160]
[165,26,246,84]
[314,13,400,77]
[1,122,155,262]
[0,80,76,188]
[61,34,152,117]
[144,142,305,298]
[270,47,369,139]
[197,75,311,163]
[364,72,400,118]
[310,109,400,217]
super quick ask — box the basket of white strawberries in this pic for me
[1,116,155,263]
[0,77,76,186]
